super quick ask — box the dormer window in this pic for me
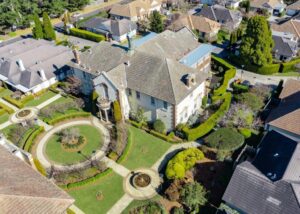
[185,74,196,88]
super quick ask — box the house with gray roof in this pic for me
[69,28,212,130]
[272,34,299,61]
[223,130,300,214]
[197,5,242,32]
[0,144,74,214]
[0,38,73,94]
[80,17,137,42]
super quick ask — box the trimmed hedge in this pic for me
[24,126,45,152]
[0,109,6,116]
[0,87,5,93]
[183,93,232,141]
[0,102,13,114]
[149,130,175,142]
[69,28,105,42]
[256,63,281,75]
[128,119,143,128]
[113,100,122,123]
[212,55,235,70]
[116,128,132,164]
[232,82,249,93]
[3,96,24,108]
[34,158,47,176]
[280,58,300,73]
[20,94,34,103]
[239,128,252,139]
[214,68,236,96]
[45,112,91,125]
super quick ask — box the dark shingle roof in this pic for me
[223,131,300,214]
[272,35,298,57]
[198,5,241,24]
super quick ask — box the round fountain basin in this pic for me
[132,173,151,189]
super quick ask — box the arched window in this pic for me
[100,83,109,99]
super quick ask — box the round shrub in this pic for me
[153,119,166,134]
[239,128,252,139]
[166,148,205,179]
[205,128,244,151]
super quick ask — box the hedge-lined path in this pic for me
[0,98,19,111]
[36,118,110,171]
[106,140,201,214]
[36,94,62,109]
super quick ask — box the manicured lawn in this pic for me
[0,113,9,124]
[40,96,73,110]
[25,91,57,107]
[67,172,124,214]
[45,125,103,164]
[121,126,172,170]
[0,88,13,98]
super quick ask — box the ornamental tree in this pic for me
[149,10,164,33]
[240,16,274,66]
[32,14,43,39]
[42,12,56,40]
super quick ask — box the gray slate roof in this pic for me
[81,17,137,37]
[198,5,241,26]
[0,38,73,91]
[272,35,298,57]
[223,131,300,214]
[0,145,74,214]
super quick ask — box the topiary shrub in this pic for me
[205,128,244,151]
[153,119,166,134]
[113,100,122,123]
[238,128,252,139]
[166,148,205,179]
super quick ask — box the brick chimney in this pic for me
[73,49,81,64]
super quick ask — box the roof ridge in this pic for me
[165,58,178,104]
[0,193,74,202]
[291,20,300,38]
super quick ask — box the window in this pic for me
[163,101,168,109]
[128,89,132,96]
[136,91,140,99]
[151,96,155,105]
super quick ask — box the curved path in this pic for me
[36,117,110,171]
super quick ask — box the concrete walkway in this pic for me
[0,120,12,130]
[102,156,130,177]
[107,194,134,214]
[36,119,53,131]
[36,94,61,109]
[36,119,109,171]
[69,205,85,214]
[0,98,19,111]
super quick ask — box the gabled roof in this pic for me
[81,17,137,36]
[168,14,221,33]
[251,0,285,9]
[272,35,298,57]
[198,5,241,24]
[223,131,300,214]
[271,16,300,40]
[0,145,74,213]
[266,79,300,136]
[286,1,300,10]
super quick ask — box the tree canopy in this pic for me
[149,10,164,33]
[240,16,274,67]
[42,12,56,41]
[32,14,43,39]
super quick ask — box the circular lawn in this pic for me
[45,125,103,165]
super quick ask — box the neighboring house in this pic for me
[197,5,242,32]
[266,79,300,141]
[0,144,74,213]
[69,28,213,130]
[109,0,162,21]
[225,0,243,9]
[0,38,73,94]
[286,0,300,16]
[250,0,286,15]
[80,17,137,42]
[272,33,299,61]
[271,14,300,42]
[168,15,221,42]
[223,130,300,214]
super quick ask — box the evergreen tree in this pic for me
[32,14,43,39]
[42,12,56,40]
[240,16,274,66]
[230,31,237,45]
[149,11,164,33]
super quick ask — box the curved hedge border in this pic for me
[3,95,24,108]
[44,112,91,125]
[24,126,45,152]
[183,93,232,141]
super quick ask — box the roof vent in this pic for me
[16,59,25,71]
[124,61,130,66]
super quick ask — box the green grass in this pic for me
[25,91,57,107]
[0,113,9,124]
[45,125,103,164]
[272,72,300,77]
[41,96,73,109]
[121,126,171,170]
[0,88,13,98]
[1,124,17,138]
[67,172,124,214]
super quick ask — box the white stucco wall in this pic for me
[175,81,206,125]
[94,74,118,100]
[31,77,57,93]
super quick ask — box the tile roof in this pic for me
[223,131,300,214]
[0,145,74,214]
[168,15,221,33]
[271,17,300,40]
[250,0,284,9]
[266,79,300,136]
